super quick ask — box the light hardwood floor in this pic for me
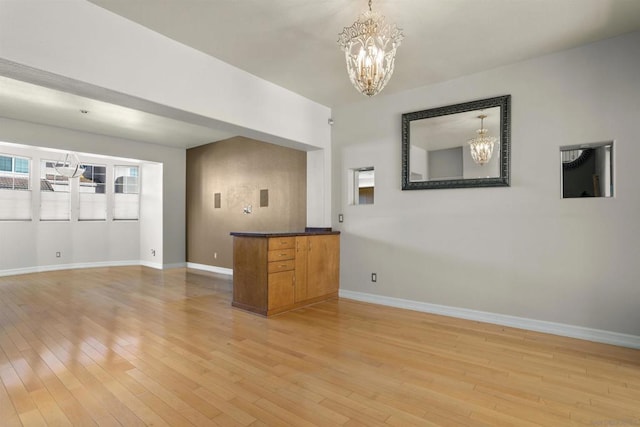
[1,266,639,426]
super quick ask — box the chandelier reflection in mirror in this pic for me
[337,0,404,97]
[54,152,85,178]
[467,114,498,165]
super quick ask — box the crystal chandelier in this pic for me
[54,152,85,178]
[337,0,404,97]
[467,114,498,165]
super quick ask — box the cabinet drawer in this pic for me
[267,248,295,262]
[268,237,295,250]
[268,259,295,273]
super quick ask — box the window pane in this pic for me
[0,175,15,189]
[114,166,139,194]
[40,160,70,220]
[14,158,29,174]
[0,154,32,219]
[78,163,107,220]
[114,165,139,220]
[80,164,107,193]
[0,156,11,172]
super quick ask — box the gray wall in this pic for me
[186,136,307,269]
[428,147,463,179]
[332,31,640,336]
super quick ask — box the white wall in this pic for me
[0,117,184,271]
[139,162,163,268]
[332,31,640,337]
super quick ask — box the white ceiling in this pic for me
[0,75,236,148]
[87,0,640,107]
[2,0,640,149]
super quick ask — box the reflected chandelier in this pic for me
[467,114,497,165]
[54,152,85,178]
[337,0,404,97]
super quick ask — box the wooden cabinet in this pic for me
[306,235,340,299]
[295,235,340,300]
[231,233,340,316]
[267,236,295,310]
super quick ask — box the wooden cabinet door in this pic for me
[306,235,340,299]
[294,236,308,302]
[268,270,295,310]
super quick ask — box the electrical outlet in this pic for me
[56,252,61,258]
[371,273,377,282]
[214,252,218,259]
[151,249,156,256]
[338,213,344,223]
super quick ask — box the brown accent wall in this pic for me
[186,136,307,269]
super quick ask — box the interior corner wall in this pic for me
[186,137,307,269]
[0,116,185,269]
[331,31,640,337]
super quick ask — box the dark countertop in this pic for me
[231,228,339,237]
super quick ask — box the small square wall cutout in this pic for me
[214,193,221,208]
[260,189,269,207]
[560,141,614,198]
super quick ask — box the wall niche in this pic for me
[186,136,307,268]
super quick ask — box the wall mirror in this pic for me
[561,142,613,198]
[401,95,511,190]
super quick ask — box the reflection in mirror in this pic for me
[402,95,510,190]
[354,167,374,205]
[409,107,501,181]
[561,142,613,198]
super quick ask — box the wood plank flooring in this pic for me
[1,266,639,426]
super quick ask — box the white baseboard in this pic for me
[186,262,233,276]
[0,260,140,277]
[140,260,164,270]
[339,290,640,349]
[0,260,191,276]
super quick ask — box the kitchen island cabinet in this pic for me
[230,231,340,316]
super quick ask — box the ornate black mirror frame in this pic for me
[401,95,511,190]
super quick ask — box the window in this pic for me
[114,165,139,220]
[79,164,107,220]
[0,156,11,171]
[0,154,30,190]
[0,154,31,220]
[40,160,70,221]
